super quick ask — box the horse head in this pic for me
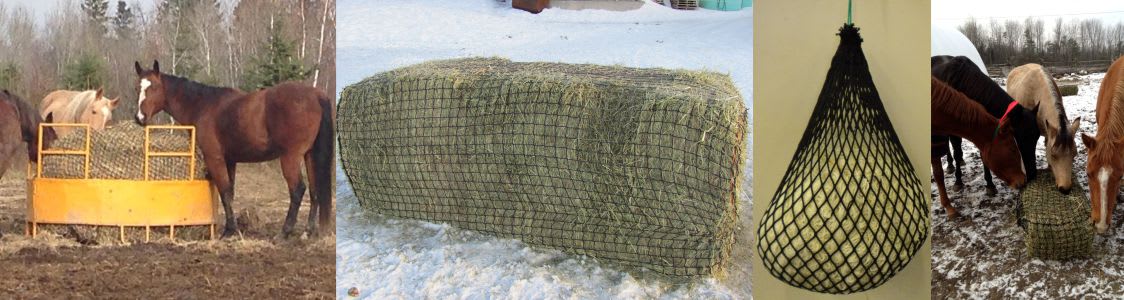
[982,119,1028,190]
[80,88,118,131]
[134,60,166,125]
[1082,132,1124,234]
[1045,117,1081,194]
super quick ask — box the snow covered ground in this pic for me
[931,73,1124,298]
[334,1,753,298]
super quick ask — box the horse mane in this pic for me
[1,91,40,140]
[65,90,97,119]
[932,77,996,129]
[1107,66,1124,141]
[932,56,1017,116]
[1042,70,1072,150]
[160,73,242,103]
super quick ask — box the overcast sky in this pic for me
[933,0,1124,29]
[3,0,158,26]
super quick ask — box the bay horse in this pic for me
[1081,56,1124,234]
[133,61,333,238]
[932,77,1027,218]
[932,55,1039,196]
[0,90,57,179]
[39,89,119,136]
[1008,63,1080,193]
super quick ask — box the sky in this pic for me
[3,0,157,26]
[933,0,1124,29]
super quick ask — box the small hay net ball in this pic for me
[1017,170,1092,260]
[756,24,928,294]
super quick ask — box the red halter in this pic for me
[994,101,1019,139]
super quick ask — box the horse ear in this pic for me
[95,88,103,99]
[153,60,160,73]
[135,61,143,75]
[1082,133,1097,150]
[110,98,119,107]
[1069,116,1082,136]
[44,112,53,123]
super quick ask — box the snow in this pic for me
[932,73,1124,298]
[335,1,752,299]
[931,25,987,73]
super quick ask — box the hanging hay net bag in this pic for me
[36,122,210,243]
[755,24,929,294]
[338,58,748,278]
[1016,170,1092,260]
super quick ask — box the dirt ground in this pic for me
[0,161,334,299]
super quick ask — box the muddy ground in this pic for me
[0,161,334,298]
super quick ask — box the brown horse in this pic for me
[932,77,1027,218]
[0,90,57,179]
[1081,56,1124,234]
[133,61,333,238]
[39,89,119,136]
[1008,64,1080,193]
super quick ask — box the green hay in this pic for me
[1018,170,1093,260]
[338,58,748,278]
[1057,84,1078,97]
[40,122,205,180]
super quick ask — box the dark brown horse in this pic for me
[0,90,57,181]
[932,77,1027,218]
[932,55,1039,196]
[133,61,333,238]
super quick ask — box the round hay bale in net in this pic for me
[35,122,211,243]
[338,57,748,278]
[1017,170,1092,260]
[40,122,205,180]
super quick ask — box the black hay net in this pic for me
[755,24,929,294]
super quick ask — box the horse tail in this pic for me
[311,95,334,226]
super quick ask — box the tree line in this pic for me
[0,0,336,121]
[957,16,1124,67]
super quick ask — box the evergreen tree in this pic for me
[112,0,136,40]
[0,63,20,91]
[159,0,201,77]
[82,0,110,36]
[242,20,312,90]
[62,53,107,90]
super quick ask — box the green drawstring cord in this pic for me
[847,0,853,25]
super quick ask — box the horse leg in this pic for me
[933,155,959,219]
[303,153,320,237]
[983,167,998,196]
[280,153,307,238]
[951,136,966,166]
[206,158,239,238]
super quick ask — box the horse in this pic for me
[39,89,119,136]
[133,61,333,238]
[932,55,1039,196]
[0,90,57,180]
[1007,63,1080,193]
[932,77,1027,218]
[1081,56,1124,234]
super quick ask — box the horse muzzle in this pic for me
[135,113,146,126]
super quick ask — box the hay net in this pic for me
[338,57,748,278]
[39,122,205,180]
[1016,170,1092,260]
[755,24,928,294]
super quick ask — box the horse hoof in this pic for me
[951,183,965,192]
[986,187,998,197]
[220,228,238,239]
[946,209,961,220]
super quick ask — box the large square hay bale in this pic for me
[338,58,748,277]
[1017,170,1093,260]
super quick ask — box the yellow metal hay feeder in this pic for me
[25,124,216,242]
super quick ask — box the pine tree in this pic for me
[112,0,135,40]
[159,0,202,78]
[0,63,20,91]
[82,0,110,36]
[242,19,312,91]
[62,53,107,90]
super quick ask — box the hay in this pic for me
[38,224,212,245]
[1017,170,1093,260]
[338,58,747,278]
[40,122,205,180]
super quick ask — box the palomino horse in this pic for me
[133,61,333,238]
[39,89,119,136]
[932,55,1039,196]
[0,90,57,179]
[1081,56,1124,233]
[1008,63,1080,193]
[932,77,1027,218]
